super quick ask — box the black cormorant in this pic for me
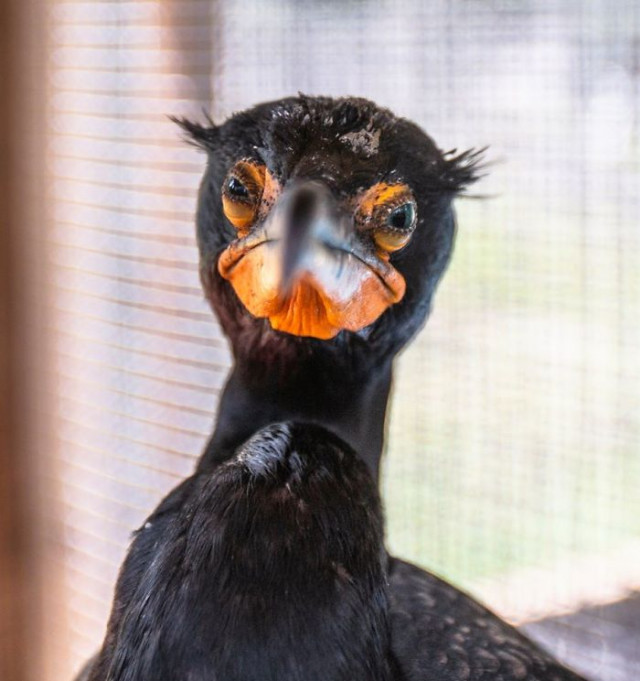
[79,96,587,681]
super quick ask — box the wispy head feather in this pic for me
[170,112,218,151]
[439,147,488,195]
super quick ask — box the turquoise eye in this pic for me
[373,200,417,252]
[387,202,416,231]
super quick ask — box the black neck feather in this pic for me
[199,338,393,481]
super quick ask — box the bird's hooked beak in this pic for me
[217,182,406,339]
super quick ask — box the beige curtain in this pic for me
[43,1,221,678]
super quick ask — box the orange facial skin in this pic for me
[218,236,406,339]
[218,165,413,339]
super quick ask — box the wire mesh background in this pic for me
[43,1,639,679]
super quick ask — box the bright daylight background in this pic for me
[35,1,639,679]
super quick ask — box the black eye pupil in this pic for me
[388,203,415,230]
[227,177,249,198]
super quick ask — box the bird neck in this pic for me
[199,347,393,481]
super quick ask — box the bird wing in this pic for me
[388,558,588,681]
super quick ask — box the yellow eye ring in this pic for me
[357,183,417,253]
[221,160,266,233]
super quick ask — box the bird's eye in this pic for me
[387,202,416,231]
[357,183,418,254]
[375,201,417,251]
[222,160,266,234]
[226,176,249,199]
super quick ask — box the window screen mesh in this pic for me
[43,1,639,679]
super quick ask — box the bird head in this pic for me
[176,96,481,360]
